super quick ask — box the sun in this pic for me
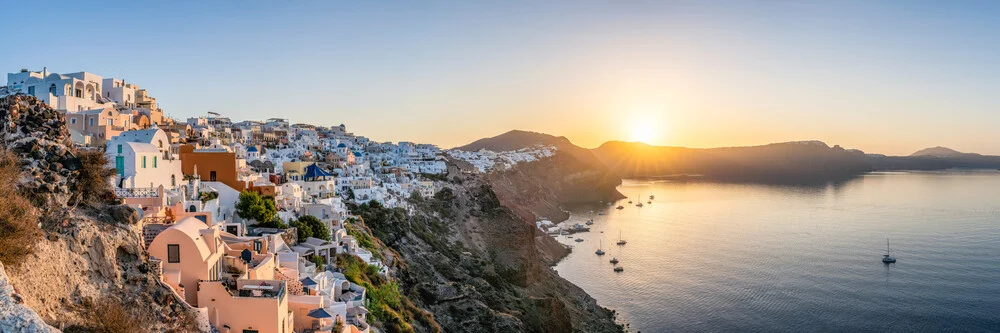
[628,121,657,144]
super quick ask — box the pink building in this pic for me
[148,217,224,306]
[198,279,294,333]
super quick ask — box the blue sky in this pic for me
[4,1,1000,154]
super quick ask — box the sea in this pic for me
[553,170,1000,332]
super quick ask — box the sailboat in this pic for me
[595,239,605,256]
[882,238,896,263]
[616,231,627,246]
[635,196,643,207]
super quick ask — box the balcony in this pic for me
[114,187,159,198]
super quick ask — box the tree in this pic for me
[298,215,331,241]
[255,215,288,229]
[289,219,313,242]
[235,191,277,224]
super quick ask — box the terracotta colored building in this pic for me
[180,145,244,191]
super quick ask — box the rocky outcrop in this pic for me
[0,93,198,331]
[352,177,623,333]
[0,93,81,198]
[489,151,624,225]
[0,262,58,333]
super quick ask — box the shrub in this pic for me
[0,150,39,266]
[84,298,154,333]
[76,149,115,205]
[311,254,325,272]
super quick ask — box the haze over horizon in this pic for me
[5,1,1000,155]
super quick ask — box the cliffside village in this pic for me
[6,68,452,333]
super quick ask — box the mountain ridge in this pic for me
[456,131,1000,184]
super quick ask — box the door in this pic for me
[115,156,125,178]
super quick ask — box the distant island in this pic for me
[456,130,1000,184]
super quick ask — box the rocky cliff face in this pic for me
[351,173,623,333]
[0,262,58,332]
[488,151,625,224]
[0,93,199,332]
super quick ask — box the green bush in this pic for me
[235,191,277,223]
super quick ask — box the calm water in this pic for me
[553,171,1000,332]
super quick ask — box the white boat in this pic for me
[585,218,594,225]
[596,240,605,255]
[570,223,590,232]
[882,238,896,263]
[616,231,627,246]
[598,212,606,216]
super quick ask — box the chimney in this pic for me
[42,67,48,77]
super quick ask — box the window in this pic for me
[243,330,259,333]
[27,86,34,95]
[142,156,146,168]
[89,118,94,126]
[117,144,122,154]
[71,118,76,125]
[153,156,157,168]
[49,84,56,94]
[210,171,217,181]
[167,244,180,263]
[171,175,176,187]
[107,118,113,126]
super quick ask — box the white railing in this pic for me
[114,187,158,198]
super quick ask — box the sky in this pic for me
[4,1,1000,155]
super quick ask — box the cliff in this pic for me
[0,93,199,332]
[455,130,626,224]
[349,175,623,333]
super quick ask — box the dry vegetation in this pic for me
[74,149,116,206]
[63,298,155,333]
[0,149,40,266]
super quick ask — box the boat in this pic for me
[636,202,643,207]
[575,238,584,243]
[647,200,652,204]
[570,223,590,232]
[559,230,569,236]
[882,238,897,263]
[598,212,606,216]
[614,266,624,272]
[649,195,654,200]
[596,240,606,255]
[616,205,625,210]
[609,257,619,264]
[616,231,627,245]
[627,199,633,204]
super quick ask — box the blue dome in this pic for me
[337,143,347,148]
[247,146,258,152]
